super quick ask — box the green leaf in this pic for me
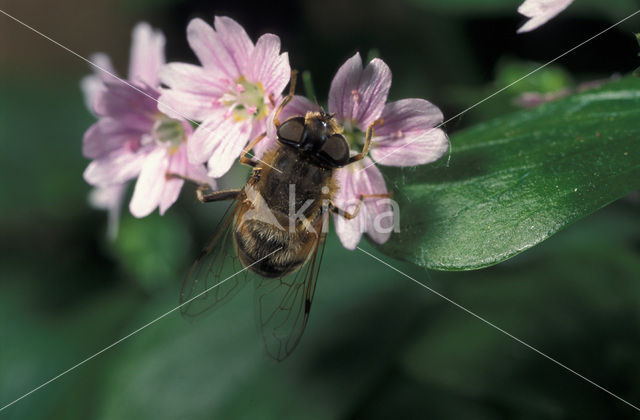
[399,206,640,416]
[379,75,640,270]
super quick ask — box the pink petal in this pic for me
[333,167,363,250]
[247,34,290,95]
[328,53,392,128]
[159,62,225,94]
[89,183,126,210]
[206,121,252,178]
[214,16,254,72]
[357,163,393,245]
[89,52,119,83]
[370,131,449,167]
[517,0,574,33]
[187,108,228,163]
[129,147,169,217]
[128,22,166,87]
[82,119,141,159]
[158,88,217,122]
[333,159,392,248]
[159,146,187,215]
[84,148,149,186]
[103,113,154,133]
[89,183,127,239]
[81,53,119,114]
[97,80,159,118]
[186,18,217,68]
[80,75,104,114]
[187,112,251,178]
[158,62,228,120]
[186,159,217,190]
[379,98,443,130]
[328,53,362,123]
[370,98,449,166]
[186,18,240,79]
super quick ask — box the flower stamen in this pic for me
[152,115,186,153]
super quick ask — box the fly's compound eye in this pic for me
[277,117,305,145]
[319,134,350,167]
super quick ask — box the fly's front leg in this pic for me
[330,202,361,220]
[330,193,393,220]
[165,172,241,203]
[348,118,384,165]
[239,133,267,167]
[197,188,242,203]
[273,69,298,128]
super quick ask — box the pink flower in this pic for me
[517,0,574,33]
[158,16,290,178]
[267,53,449,249]
[81,22,214,222]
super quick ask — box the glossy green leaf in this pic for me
[379,76,640,270]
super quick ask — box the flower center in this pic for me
[216,76,268,122]
[152,115,186,154]
[341,122,366,150]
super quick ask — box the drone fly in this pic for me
[178,72,386,360]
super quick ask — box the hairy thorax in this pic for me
[233,146,338,277]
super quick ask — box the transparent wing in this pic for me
[180,191,250,319]
[181,177,329,361]
[254,231,327,361]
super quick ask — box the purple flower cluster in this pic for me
[82,23,214,223]
[82,17,449,249]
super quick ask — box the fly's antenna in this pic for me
[319,104,333,121]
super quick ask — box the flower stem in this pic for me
[302,70,316,103]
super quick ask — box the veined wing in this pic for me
[254,228,327,361]
[181,175,329,361]
[180,188,250,319]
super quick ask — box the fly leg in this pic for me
[348,119,384,165]
[329,193,393,219]
[239,133,267,168]
[196,189,242,203]
[273,69,298,128]
[165,173,241,203]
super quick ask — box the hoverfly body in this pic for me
[177,72,389,361]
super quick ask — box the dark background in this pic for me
[1,0,639,418]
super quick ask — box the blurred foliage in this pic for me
[494,59,574,95]
[113,213,191,294]
[1,0,639,418]
[407,0,639,18]
[445,59,577,133]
